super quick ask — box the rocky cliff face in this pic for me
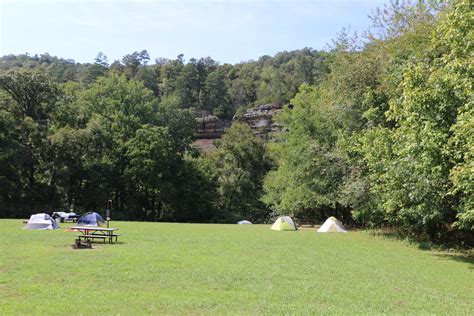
[193,113,230,153]
[192,103,283,152]
[234,103,283,138]
[195,114,231,139]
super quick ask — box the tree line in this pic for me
[0,47,327,119]
[0,0,472,243]
[0,66,273,223]
[264,0,473,243]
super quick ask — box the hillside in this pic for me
[0,48,328,120]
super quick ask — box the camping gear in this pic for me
[52,211,67,220]
[73,238,92,249]
[237,220,252,224]
[106,199,112,228]
[52,211,79,222]
[77,212,105,226]
[24,213,59,230]
[317,216,347,233]
[271,216,297,231]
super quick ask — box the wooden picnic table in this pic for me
[71,226,120,244]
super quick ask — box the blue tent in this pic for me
[77,212,105,226]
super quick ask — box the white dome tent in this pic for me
[24,213,59,230]
[317,217,347,233]
[237,220,252,224]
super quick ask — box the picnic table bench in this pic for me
[71,226,120,244]
[76,234,121,243]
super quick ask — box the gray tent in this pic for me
[25,213,59,230]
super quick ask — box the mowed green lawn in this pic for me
[0,219,472,315]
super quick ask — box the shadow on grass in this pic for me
[367,229,474,266]
[432,253,474,269]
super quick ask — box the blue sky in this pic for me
[0,0,386,64]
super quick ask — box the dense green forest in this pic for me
[0,0,472,243]
[0,47,327,119]
[0,45,324,222]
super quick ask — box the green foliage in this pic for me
[371,0,472,238]
[125,125,174,220]
[210,123,272,222]
[0,49,329,119]
[0,69,60,122]
[441,0,474,232]
[341,0,473,240]
[203,69,232,118]
[263,85,348,222]
[0,70,210,221]
[0,69,63,214]
[262,0,473,243]
[450,106,474,231]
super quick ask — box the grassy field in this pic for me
[0,219,472,315]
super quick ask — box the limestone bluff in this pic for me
[193,103,284,153]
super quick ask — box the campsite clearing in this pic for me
[0,219,472,314]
